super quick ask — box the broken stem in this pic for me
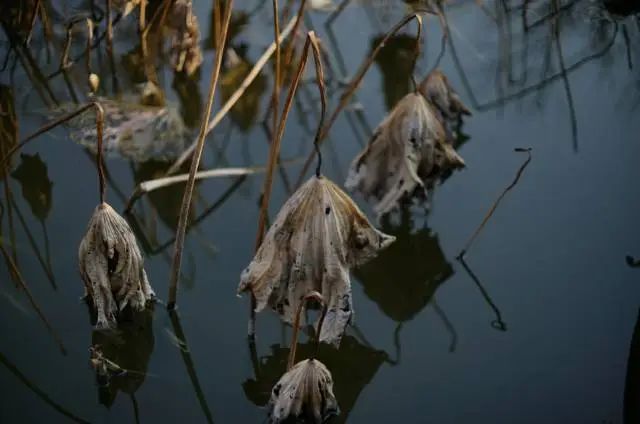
[167,0,233,310]
[287,291,326,370]
[458,148,532,258]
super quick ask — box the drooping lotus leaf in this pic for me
[268,358,339,424]
[238,175,395,347]
[168,0,203,76]
[418,69,471,122]
[345,92,465,218]
[244,335,387,423]
[79,203,155,329]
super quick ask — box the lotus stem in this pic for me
[167,0,234,310]
[287,291,325,370]
[410,15,422,92]
[457,148,532,258]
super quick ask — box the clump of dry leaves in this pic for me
[239,175,395,347]
[79,202,155,329]
[167,0,203,76]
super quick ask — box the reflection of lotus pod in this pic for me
[346,92,465,218]
[239,176,395,346]
[268,358,339,423]
[418,69,471,121]
[79,203,155,329]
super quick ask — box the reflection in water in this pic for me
[354,208,453,323]
[168,310,215,424]
[10,153,53,222]
[172,71,203,129]
[244,334,387,423]
[624,308,640,424]
[372,34,415,110]
[132,159,195,233]
[0,351,89,423]
[220,47,268,132]
[457,256,507,331]
[90,309,155,409]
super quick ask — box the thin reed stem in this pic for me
[287,291,325,370]
[167,0,234,310]
[457,148,532,258]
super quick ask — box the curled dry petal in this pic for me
[79,202,154,329]
[269,359,339,423]
[345,92,465,218]
[239,176,395,346]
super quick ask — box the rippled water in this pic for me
[1,1,639,423]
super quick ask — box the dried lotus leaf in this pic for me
[79,202,154,329]
[419,69,471,121]
[239,176,395,346]
[268,358,339,423]
[346,92,463,217]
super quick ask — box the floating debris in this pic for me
[239,175,395,347]
[67,99,191,162]
[345,92,465,218]
[79,202,155,329]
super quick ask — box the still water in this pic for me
[1,0,639,423]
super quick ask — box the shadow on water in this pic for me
[244,334,388,424]
[90,308,155,411]
[353,206,458,354]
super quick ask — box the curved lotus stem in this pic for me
[308,32,327,178]
[410,15,423,92]
[287,291,328,371]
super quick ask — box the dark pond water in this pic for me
[1,0,639,423]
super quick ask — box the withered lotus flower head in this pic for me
[79,202,154,329]
[269,358,338,423]
[269,291,339,423]
[418,69,471,121]
[238,175,395,346]
[345,92,465,218]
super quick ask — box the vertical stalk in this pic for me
[167,0,234,309]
